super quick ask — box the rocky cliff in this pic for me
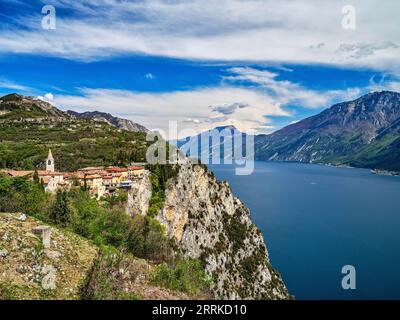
[153,160,290,299]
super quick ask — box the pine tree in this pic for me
[33,170,39,184]
[50,190,70,226]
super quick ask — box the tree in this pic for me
[33,170,40,184]
[50,190,71,226]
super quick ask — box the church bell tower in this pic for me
[46,149,55,172]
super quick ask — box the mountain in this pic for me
[0,93,149,171]
[254,91,400,171]
[172,125,251,162]
[0,93,67,120]
[0,93,147,133]
[67,110,148,133]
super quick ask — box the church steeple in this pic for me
[46,149,55,172]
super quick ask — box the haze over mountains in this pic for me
[254,91,400,171]
[175,91,400,172]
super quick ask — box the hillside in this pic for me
[0,93,67,120]
[0,212,203,300]
[0,94,148,171]
[0,93,290,300]
[254,91,400,171]
[0,212,98,299]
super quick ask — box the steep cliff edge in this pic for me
[155,161,290,299]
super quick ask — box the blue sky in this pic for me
[0,0,399,137]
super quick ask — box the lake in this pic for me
[208,161,400,300]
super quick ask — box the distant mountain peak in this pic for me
[254,90,400,171]
[67,110,148,133]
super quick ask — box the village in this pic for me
[1,149,147,199]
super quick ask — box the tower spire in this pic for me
[46,149,55,172]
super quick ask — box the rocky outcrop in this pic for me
[67,110,148,133]
[126,172,152,216]
[156,160,290,300]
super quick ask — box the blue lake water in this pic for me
[208,161,400,300]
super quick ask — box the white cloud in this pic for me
[37,92,54,102]
[224,67,363,108]
[53,86,290,137]
[51,69,370,138]
[145,73,155,80]
[0,0,399,73]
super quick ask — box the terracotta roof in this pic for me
[5,170,34,177]
[85,174,102,179]
[78,167,104,172]
[64,172,83,179]
[106,166,128,173]
[37,170,64,176]
[127,166,144,170]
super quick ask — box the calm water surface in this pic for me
[209,161,400,299]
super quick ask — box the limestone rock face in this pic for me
[156,161,290,300]
[126,172,152,216]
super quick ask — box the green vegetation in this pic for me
[150,259,211,295]
[81,249,142,300]
[0,173,212,299]
[102,192,128,208]
[0,121,149,171]
[0,95,214,299]
[0,283,30,300]
[0,174,50,218]
[49,190,71,227]
[222,209,249,254]
[146,163,179,217]
[0,174,171,262]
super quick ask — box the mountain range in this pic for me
[0,93,147,133]
[174,91,400,172]
[254,91,400,171]
[67,110,148,133]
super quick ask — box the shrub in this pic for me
[150,259,211,295]
[49,190,71,227]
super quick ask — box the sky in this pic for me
[0,0,399,138]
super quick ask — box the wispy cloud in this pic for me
[0,0,398,73]
[144,73,155,80]
[0,78,32,92]
[223,67,363,109]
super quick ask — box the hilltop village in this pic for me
[1,149,147,199]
